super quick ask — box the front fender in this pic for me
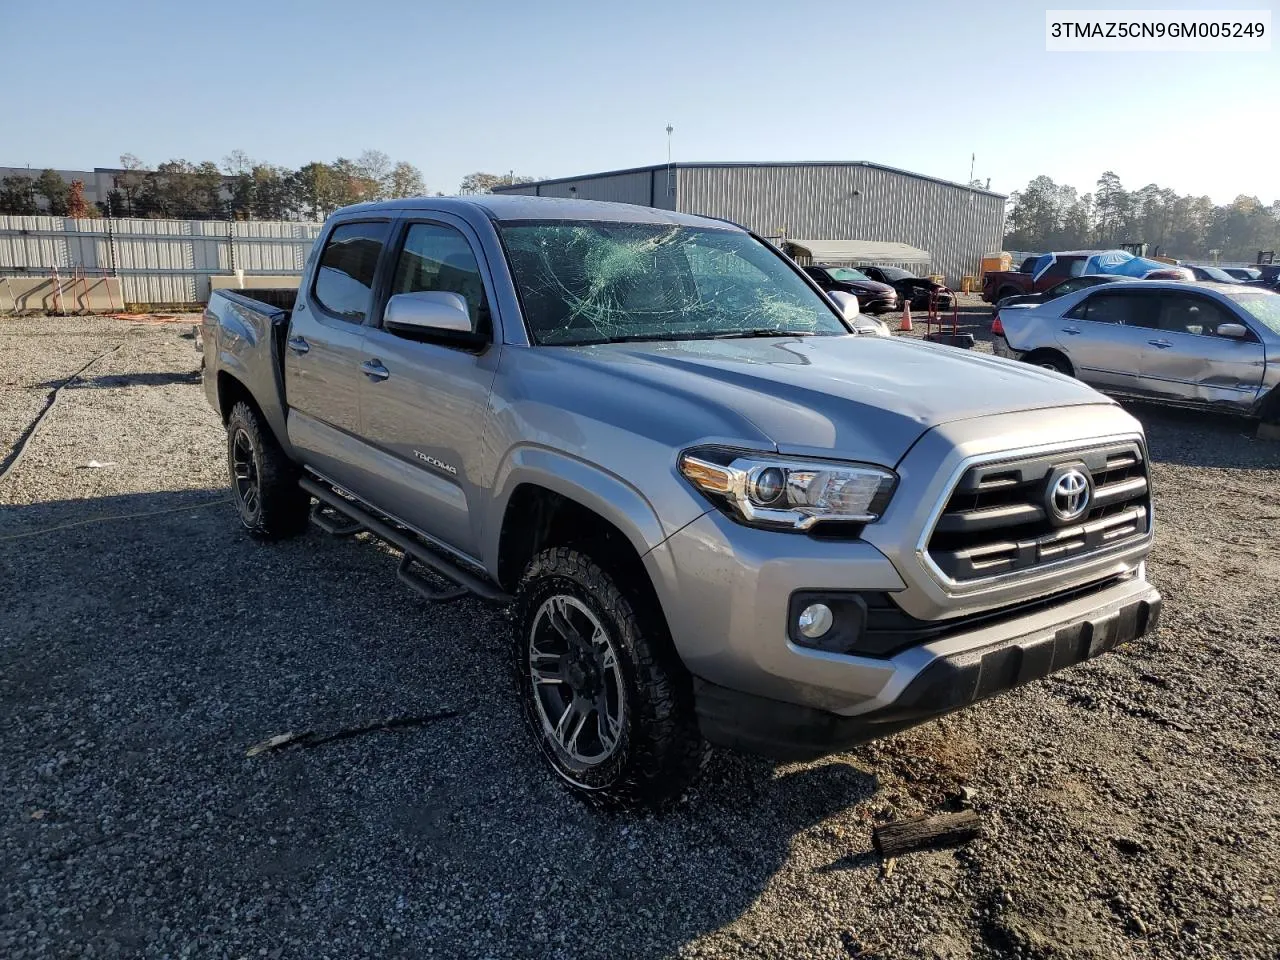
[482,444,703,579]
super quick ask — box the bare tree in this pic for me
[387,161,426,198]
[355,150,393,198]
[116,153,148,216]
[221,150,254,176]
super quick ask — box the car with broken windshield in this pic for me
[201,196,1161,808]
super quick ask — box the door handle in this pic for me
[361,359,390,382]
[287,336,310,355]
[1147,339,1172,349]
[1061,327,1081,335]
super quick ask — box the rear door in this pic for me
[355,215,503,559]
[285,218,393,487]
[1136,292,1266,409]
[1056,289,1156,395]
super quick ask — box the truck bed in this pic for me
[202,287,298,455]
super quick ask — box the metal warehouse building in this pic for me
[494,162,1006,287]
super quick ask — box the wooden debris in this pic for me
[245,731,312,757]
[872,810,982,857]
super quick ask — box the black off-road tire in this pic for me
[225,400,310,539]
[513,547,708,809]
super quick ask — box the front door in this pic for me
[1056,289,1154,396]
[357,216,502,559]
[285,218,393,488]
[1137,292,1266,410]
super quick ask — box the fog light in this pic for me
[797,603,833,639]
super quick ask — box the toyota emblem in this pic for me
[1047,468,1091,523]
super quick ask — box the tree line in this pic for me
[0,152,536,221]
[1004,171,1279,263]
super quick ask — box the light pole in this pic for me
[666,124,674,199]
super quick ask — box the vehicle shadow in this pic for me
[1,488,885,959]
[35,370,204,390]
[1120,400,1280,470]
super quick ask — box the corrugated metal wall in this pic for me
[498,168,678,211]
[678,165,1006,286]
[0,216,322,306]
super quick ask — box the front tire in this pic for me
[225,400,310,539]
[513,547,707,808]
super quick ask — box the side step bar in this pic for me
[299,476,512,605]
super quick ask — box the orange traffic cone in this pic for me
[899,299,913,332]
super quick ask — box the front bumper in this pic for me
[693,580,1161,760]
[859,295,900,314]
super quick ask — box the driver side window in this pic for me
[1154,295,1233,338]
[390,222,489,332]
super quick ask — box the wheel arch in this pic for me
[215,369,294,457]
[494,478,660,599]
[487,448,669,586]
[1020,347,1075,376]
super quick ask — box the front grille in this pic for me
[926,442,1150,583]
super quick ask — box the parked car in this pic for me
[1183,264,1246,283]
[855,265,952,310]
[996,274,1127,309]
[993,281,1280,419]
[1222,266,1262,282]
[803,264,900,314]
[202,196,1160,808]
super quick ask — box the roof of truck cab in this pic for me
[331,195,743,228]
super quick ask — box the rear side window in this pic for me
[313,221,391,322]
[1067,291,1157,326]
[390,222,489,331]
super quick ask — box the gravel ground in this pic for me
[2,312,1278,960]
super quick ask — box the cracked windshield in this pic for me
[499,220,849,345]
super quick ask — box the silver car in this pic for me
[993,281,1280,418]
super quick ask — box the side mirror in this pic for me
[1217,322,1249,339]
[828,289,861,322]
[384,291,485,347]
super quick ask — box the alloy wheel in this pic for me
[528,594,626,768]
[231,428,261,521]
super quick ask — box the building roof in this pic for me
[493,161,1007,199]
[784,239,931,264]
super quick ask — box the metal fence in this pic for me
[0,215,323,307]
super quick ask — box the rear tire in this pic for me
[226,400,310,539]
[512,547,708,809]
[1024,351,1074,377]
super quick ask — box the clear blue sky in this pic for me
[2,0,1274,203]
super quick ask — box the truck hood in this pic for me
[560,334,1111,466]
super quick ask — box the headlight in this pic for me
[678,447,897,532]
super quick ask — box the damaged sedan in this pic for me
[992,280,1280,419]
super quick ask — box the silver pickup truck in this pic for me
[202,196,1161,807]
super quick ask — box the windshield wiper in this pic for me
[567,329,820,346]
[708,329,817,339]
